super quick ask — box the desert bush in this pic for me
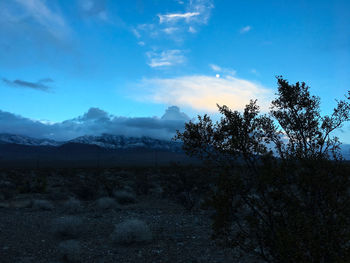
[158,165,212,210]
[113,190,137,205]
[32,199,54,210]
[70,183,96,201]
[58,239,81,262]
[134,173,152,195]
[149,185,164,199]
[48,191,69,201]
[0,180,16,200]
[111,219,152,245]
[96,174,119,197]
[176,191,196,211]
[176,77,350,262]
[52,216,84,240]
[95,197,116,210]
[16,173,48,194]
[63,198,82,214]
[34,174,47,193]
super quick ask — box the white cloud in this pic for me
[187,0,214,24]
[139,75,273,112]
[240,25,252,34]
[131,0,214,67]
[158,12,200,24]
[14,0,69,39]
[188,26,196,33]
[132,28,141,38]
[163,27,179,34]
[0,0,78,68]
[133,0,213,42]
[210,64,222,72]
[209,64,236,76]
[81,0,94,11]
[146,50,186,68]
[78,0,108,21]
[157,0,214,26]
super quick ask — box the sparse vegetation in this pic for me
[32,199,54,211]
[58,239,81,263]
[113,190,137,205]
[63,197,82,214]
[52,216,84,240]
[111,219,152,245]
[95,197,117,210]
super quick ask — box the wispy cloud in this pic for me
[240,25,252,34]
[209,64,236,76]
[158,12,200,24]
[163,27,180,35]
[210,64,222,71]
[0,0,77,68]
[132,0,214,66]
[187,0,214,24]
[3,78,54,92]
[139,75,273,112]
[132,28,141,38]
[146,50,186,68]
[188,26,196,33]
[14,0,69,39]
[78,0,108,21]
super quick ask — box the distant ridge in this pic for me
[69,134,182,152]
[0,133,62,147]
[0,133,191,168]
[0,133,349,168]
[0,133,182,152]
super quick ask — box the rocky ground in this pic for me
[0,167,247,263]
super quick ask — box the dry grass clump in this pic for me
[95,197,117,210]
[113,190,137,205]
[63,197,82,214]
[58,239,81,262]
[32,199,54,210]
[52,216,84,240]
[111,219,152,245]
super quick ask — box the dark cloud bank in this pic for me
[0,106,190,141]
[2,78,54,92]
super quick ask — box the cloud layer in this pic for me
[140,75,273,112]
[0,106,190,141]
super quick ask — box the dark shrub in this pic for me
[176,77,350,262]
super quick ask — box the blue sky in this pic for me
[0,0,350,142]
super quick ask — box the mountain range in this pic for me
[0,133,182,152]
[0,133,349,168]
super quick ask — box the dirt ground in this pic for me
[0,168,246,263]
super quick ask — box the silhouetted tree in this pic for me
[175,77,350,262]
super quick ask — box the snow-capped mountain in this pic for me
[1,133,349,158]
[0,133,182,152]
[0,133,63,147]
[69,134,182,151]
